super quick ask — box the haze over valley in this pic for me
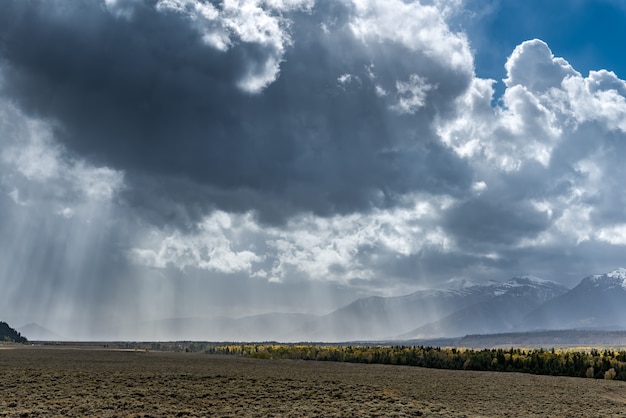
[15,268,626,343]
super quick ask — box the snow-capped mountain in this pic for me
[583,267,626,290]
[399,276,568,339]
[292,275,568,341]
[523,268,626,331]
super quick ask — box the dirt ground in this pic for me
[1,346,625,417]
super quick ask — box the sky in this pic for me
[1,0,626,339]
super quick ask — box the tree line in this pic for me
[184,343,626,381]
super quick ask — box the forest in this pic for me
[174,343,626,381]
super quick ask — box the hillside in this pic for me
[0,321,27,343]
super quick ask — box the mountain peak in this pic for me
[585,268,626,290]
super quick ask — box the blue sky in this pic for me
[0,0,625,340]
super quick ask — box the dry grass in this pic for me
[1,346,626,417]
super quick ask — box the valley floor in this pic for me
[1,346,625,417]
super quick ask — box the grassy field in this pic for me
[1,346,626,417]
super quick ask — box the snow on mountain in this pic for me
[607,267,626,280]
[581,268,626,290]
[399,276,568,339]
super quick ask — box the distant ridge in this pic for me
[18,323,63,341]
[458,329,626,349]
[0,321,27,343]
[296,274,569,342]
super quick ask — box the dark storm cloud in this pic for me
[0,0,474,226]
[444,196,552,245]
[442,162,558,247]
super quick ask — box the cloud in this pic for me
[349,0,472,72]
[128,193,456,293]
[392,74,434,114]
[436,37,626,278]
[0,100,125,207]
[0,0,474,226]
[128,210,263,274]
[504,39,579,93]
[595,224,626,245]
[562,69,626,131]
[152,0,314,92]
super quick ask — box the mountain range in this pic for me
[15,269,626,342]
[291,269,626,341]
[295,274,570,341]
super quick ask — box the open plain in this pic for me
[1,346,626,417]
